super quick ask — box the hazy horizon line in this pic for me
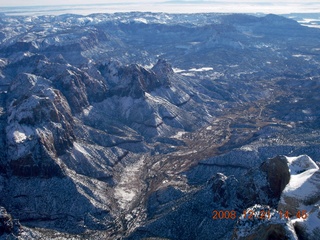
[0,2,320,16]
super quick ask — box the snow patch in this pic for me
[188,67,213,72]
[302,109,312,114]
[172,131,187,139]
[73,142,90,157]
[173,68,185,73]
[181,72,195,77]
[174,67,213,74]
[145,92,164,104]
[134,18,148,24]
[82,106,93,117]
[13,130,27,143]
[240,146,254,152]
[114,157,145,210]
[286,155,319,175]
[206,126,212,130]
[9,125,34,144]
[301,24,320,29]
[292,54,312,61]
[283,168,318,198]
[283,155,319,199]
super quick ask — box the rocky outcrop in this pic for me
[98,59,173,98]
[6,73,74,177]
[36,61,109,113]
[209,155,320,240]
[260,155,291,200]
[278,155,320,240]
[211,173,239,208]
[53,69,108,113]
[151,59,173,88]
[53,69,90,113]
[210,156,285,211]
[0,206,13,235]
[0,206,21,238]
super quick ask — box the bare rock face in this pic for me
[6,73,75,177]
[34,61,109,114]
[53,69,90,114]
[210,158,279,211]
[0,206,21,238]
[98,59,173,98]
[211,173,239,208]
[52,68,108,113]
[0,206,13,235]
[151,59,173,88]
[260,155,291,200]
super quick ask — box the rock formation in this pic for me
[230,155,320,239]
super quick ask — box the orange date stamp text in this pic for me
[212,209,308,220]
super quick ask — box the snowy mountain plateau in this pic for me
[0,12,319,239]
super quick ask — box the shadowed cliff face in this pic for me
[261,156,291,200]
[0,12,320,239]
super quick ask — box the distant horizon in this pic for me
[0,1,320,16]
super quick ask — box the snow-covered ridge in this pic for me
[283,155,319,198]
[280,155,320,239]
[286,155,319,174]
[1,2,320,16]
